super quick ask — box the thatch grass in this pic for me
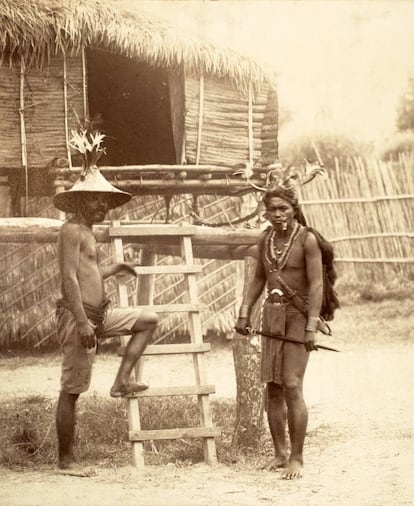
[0,0,273,92]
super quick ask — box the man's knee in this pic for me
[283,379,303,401]
[267,382,284,401]
[131,309,158,333]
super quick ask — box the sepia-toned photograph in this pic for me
[0,1,413,504]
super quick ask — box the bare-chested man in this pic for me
[235,186,323,480]
[53,177,158,476]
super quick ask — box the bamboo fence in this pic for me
[299,155,414,280]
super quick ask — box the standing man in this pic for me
[53,165,158,476]
[235,170,334,480]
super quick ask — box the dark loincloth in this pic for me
[260,301,306,384]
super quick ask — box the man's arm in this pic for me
[304,231,323,351]
[101,263,138,279]
[234,235,267,335]
[59,223,95,347]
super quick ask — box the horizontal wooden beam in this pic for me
[0,219,259,260]
[109,224,198,237]
[50,164,269,175]
[129,426,221,441]
[117,343,211,356]
[125,385,216,398]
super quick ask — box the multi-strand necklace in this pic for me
[264,222,301,272]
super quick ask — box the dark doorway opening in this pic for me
[86,48,176,165]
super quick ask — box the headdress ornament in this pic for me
[261,160,326,203]
[259,160,326,226]
[53,127,131,213]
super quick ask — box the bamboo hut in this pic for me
[0,0,278,216]
[0,0,278,347]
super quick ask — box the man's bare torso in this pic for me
[58,220,105,307]
[259,227,311,294]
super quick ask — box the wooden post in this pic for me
[232,256,264,449]
[134,246,156,384]
[19,57,28,216]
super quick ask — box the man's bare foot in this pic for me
[281,460,303,480]
[57,462,96,477]
[110,381,149,398]
[261,456,288,471]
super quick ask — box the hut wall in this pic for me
[168,71,186,164]
[184,76,278,167]
[0,64,22,168]
[0,55,84,199]
[23,55,84,170]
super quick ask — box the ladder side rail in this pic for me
[111,220,144,467]
[181,234,217,464]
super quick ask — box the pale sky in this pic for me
[126,0,414,145]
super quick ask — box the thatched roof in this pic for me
[0,0,274,91]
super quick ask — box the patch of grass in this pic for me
[0,394,244,469]
[335,277,414,306]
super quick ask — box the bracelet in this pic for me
[305,316,319,332]
[238,305,250,318]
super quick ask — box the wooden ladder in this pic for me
[110,222,220,467]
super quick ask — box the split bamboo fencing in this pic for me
[299,155,414,280]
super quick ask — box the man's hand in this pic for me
[235,317,250,336]
[304,331,318,352]
[78,321,97,349]
[116,262,138,277]
[102,262,140,279]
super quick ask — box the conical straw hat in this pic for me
[53,168,131,213]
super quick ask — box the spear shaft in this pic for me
[247,328,340,352]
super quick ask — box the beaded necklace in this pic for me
[264,222,301,272]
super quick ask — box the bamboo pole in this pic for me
[62,51,72,170]
[19,57,28,216]
[196,75,204,165]
[81,46,88,121]
[248,83,254,166]
[49,164,269,175]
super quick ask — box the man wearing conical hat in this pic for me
[235,161,339,480]
[53,129,158,476]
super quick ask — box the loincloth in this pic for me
[56,297,110,336]
[260,301,306,385]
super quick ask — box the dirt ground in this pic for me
[1,331,414,506]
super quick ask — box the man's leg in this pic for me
[56,391,78,468]
[56,391,94,476]
[55,307,95,475]
[281,342,309,479]
[264,382,288,470]
[110,309,158,396]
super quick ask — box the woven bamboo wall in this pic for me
[0,55,84,171]
[184,76,277,167]
[0,65,21,167]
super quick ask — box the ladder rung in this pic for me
[129,427,221,442]
[124,385,216,397]
[118,343,211,356]
[109,224,197,237]
[128,304,205,313]
[133,265,201,275]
